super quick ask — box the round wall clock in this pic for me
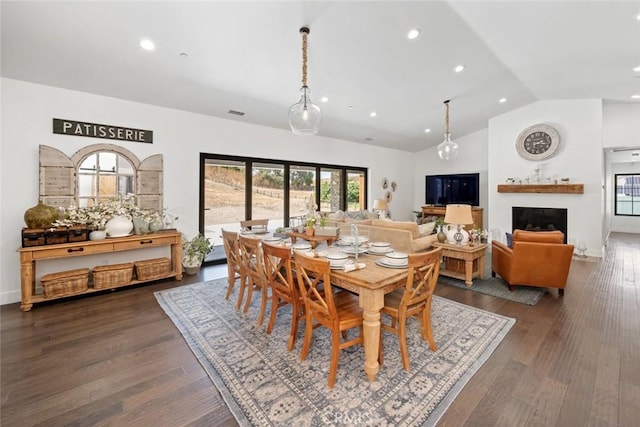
[515,123,560,161]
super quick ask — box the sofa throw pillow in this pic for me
[506,232,513,248]
[418,221,436,237]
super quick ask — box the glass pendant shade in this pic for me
[437,133,458,160]
[289,85,322,135]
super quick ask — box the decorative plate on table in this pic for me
[366,248,394,255]
[339,235,370,245]
[341,246,368,255]
[330,260,354,270]
[375,259,408,269]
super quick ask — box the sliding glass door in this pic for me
[200,153,367,264]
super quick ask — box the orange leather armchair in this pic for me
[492,229,574,296]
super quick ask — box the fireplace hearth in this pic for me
[512,207,568,243]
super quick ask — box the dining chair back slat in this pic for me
[221,229,243,303]
[262,242,304,351]
[238,234,270,326]
[380,247,442,371]
[294,252,364,388]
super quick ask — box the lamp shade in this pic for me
[373,199,388,210]
[444,204,473,225]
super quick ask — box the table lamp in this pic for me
[372,199,388,219]
[444,204,473,245]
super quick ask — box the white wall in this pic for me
[413,128,489,226]
[0,78,415,305]
[488,99,604,256]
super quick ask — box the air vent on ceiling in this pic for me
[228,109,245,116]
[632,153,639,157]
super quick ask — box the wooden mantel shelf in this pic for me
[497,184,584,194]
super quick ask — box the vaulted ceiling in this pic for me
[2,1,639,153]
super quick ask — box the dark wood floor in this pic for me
[1,233,638,426]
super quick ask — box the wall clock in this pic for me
[515,123,560,161]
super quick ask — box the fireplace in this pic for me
[512,207,568,243]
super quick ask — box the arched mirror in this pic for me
[77,152,136,207]
[39,143,163,211]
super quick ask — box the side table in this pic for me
[432,241,488,286]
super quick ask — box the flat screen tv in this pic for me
[425,173,479,206]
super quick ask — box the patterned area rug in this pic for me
[155,279,515,426]
[437,275,545,305]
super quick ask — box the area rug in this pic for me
[437,275,545,306]
[155,278,515,426]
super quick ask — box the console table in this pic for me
[421,205,483,229]
[18,231,183,311]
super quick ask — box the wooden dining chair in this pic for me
[380,247,442,371]
[221,229,243,302]
[240,219,269,232]
[294,252,363,389]
[238,235,270,326]
[262,242,304,351]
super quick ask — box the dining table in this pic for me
[329,253,410,382]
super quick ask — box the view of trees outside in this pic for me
[204,162,365,247]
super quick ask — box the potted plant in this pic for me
[181,233,213,275]
[304,217,316,236]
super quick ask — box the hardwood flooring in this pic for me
[1,232,638,426]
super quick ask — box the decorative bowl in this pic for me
[384,251,408,266]
[326,252,349,267]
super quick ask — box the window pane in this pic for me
[615,174,640,216]
[290,165,316,224]
[320,168,342,212]
[78,174,96,197]
[204,160,246,246]
[99,152,117,173]
[79,154,97,172]
[252,162,284,229]
[347,170,366,211]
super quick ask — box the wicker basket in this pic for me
[41,268,90,297]
[93,262,134,289]
[134,257,171,281]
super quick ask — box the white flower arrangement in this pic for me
[53,195,161,230]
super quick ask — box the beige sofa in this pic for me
[328,218,437,253]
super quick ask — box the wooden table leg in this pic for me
[20,256,35,312]
[359,288,384,382]
[465,260,473,286]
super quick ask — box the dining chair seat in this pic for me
[380,247,442,371]
[294,252,363,389]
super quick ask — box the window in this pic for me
[615,174,640,216]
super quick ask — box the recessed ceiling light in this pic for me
[634,65,640,72]
[499,97,507,103]
[636,12,640,21]
[407,28,421,40]
[139,39,155,51]
[320,96,329,103]
[632,94,640,99]
[370,111,377,117]
[454,65,465,73]
[180,52,188,57]
[424,128,431,133]
[347,106,354,110]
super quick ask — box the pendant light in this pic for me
[437,100,458,160]
[288,27,322,135]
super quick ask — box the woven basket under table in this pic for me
[41,268,90,297]
[93,262,134,289]
[134,257,171,281]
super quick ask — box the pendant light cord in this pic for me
[444,100,450,134]
[300,27,309,87]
